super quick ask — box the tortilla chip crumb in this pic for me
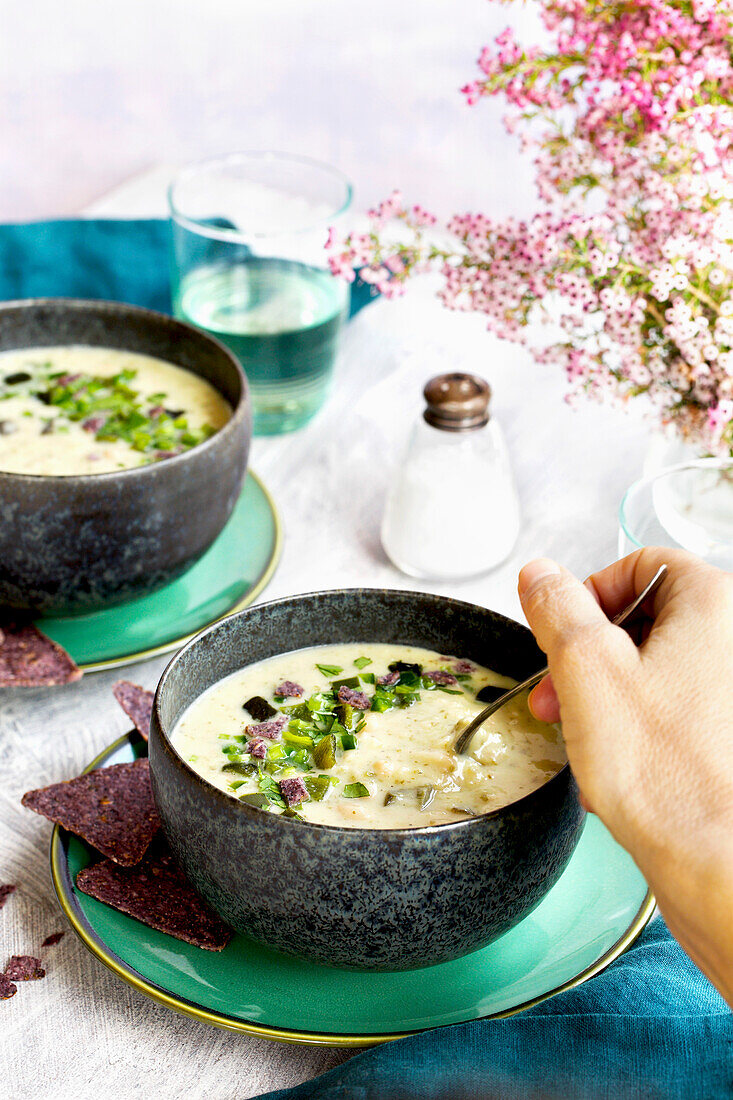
[0,974,16,1000]
[4,955,45,981]
[41,932,65,949]
[0,885,17,911]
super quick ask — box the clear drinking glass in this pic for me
[169,152,353,435]
[619,458,733,569]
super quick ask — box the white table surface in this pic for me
[0,173,652,1099]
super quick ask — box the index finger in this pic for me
[585,547,699,620]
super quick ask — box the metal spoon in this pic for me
[453,564,668,755]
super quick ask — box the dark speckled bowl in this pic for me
[0,299,250,613]
[149,589,585,971]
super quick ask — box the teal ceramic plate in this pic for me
[35,470,281,672]
[51,736,655,1047]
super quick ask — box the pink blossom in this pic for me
[327,0,733,455]
[328,253,356,282]
[707,401,733,441]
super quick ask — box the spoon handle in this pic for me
[454,564,668,756]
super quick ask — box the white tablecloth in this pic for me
[0,174,651,1099]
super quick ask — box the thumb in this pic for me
[518,559,633,676]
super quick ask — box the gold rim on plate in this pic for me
[75,469,283,673]
[51,735,656,1048]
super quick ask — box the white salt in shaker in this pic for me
[381,373,520,580]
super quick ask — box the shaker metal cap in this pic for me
[423,373,491,431]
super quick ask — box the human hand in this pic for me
[518,548,733,1006]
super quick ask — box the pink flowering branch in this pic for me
[329,0,733,454]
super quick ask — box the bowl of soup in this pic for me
[149,589,585,971]
[0,298,250,613]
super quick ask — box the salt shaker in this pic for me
[380,373,520,579]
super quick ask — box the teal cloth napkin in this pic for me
[0,217,375,317]
[0,218,730,1099]
[258,920,731,1100]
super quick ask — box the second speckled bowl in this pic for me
[0,298,250,614]
[149,589,585,971]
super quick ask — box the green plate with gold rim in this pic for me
[34,470,281,672]
[51,735,655,1047]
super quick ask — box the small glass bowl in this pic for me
[619,457,733,569]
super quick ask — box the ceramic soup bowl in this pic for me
[0,298,250,614]
[149,589,585,971]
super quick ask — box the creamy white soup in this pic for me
[0,346,231,476]
[171,644,566,829]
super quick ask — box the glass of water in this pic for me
[619,457,733,569]
[169,153,352,435]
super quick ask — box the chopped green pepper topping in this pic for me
[313,733,337,770]
[335,701,357,731]
[304,774,331,801]
[388,661,422,676]
[240,792,271,810]
[281,702,312,721]
[343,782,370,798]
[243,696,277,721]
[397,692,420,708]
[331,676,360,691]
[222,761,257,777]
[353,656,372,669]
[282,729,315,750]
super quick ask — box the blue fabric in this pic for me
[0,219,729,1099]
[258,920,732,1100]
[0,218,376,317]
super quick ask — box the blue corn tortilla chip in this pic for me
[22,760,159,866]
[112,680,154,740]
[0,620,81,687]
[75,838,232,951]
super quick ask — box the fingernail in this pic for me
[518,558,561,597]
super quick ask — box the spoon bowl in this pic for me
[454,564,668,756]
